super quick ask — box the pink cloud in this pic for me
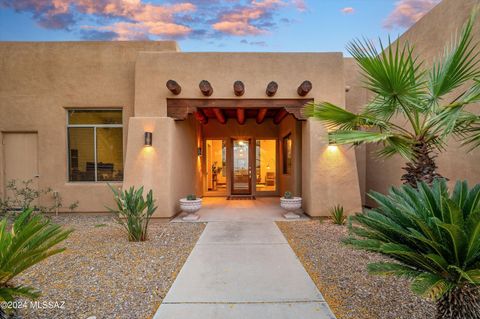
[384,0,440,29]
[212,0,286,35]
[341,7,355,14]
[292,0,307,11]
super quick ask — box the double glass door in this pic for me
[205,138,277,196]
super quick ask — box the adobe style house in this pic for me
[0,0,478,217]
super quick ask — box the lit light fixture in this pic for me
[327,144,338,152]
[144,132,153,146]
[266,162,271,170]
[197,147,202,156]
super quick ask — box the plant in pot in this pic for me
[280,191,302,219]
[179,194,202,221]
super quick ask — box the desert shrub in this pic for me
[0,180,78,217]
[330,205,346,225]
[346,179,480,319]
[107,185,157,242]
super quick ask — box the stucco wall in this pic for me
[278,115,302,196]
[128,52,363,217]
[0,41,178,212]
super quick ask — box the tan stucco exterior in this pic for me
[1,0,475,217]
[0,42,178,212]
[124,52,363,217]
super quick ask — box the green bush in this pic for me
[330,205,346,225]
[108,185,157,242]
[0,179,78,217]
[0,209,72,317]
[346,179,480,319]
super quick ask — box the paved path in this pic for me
[153,221,336,319]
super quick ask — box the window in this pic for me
[67,110,123,182]
[282,134,292,175]
[256,139,277,192]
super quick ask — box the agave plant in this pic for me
[0,209,72,317]
[108,185,157,242]
[306,12,480,187]
[346,179,480,319]
[330,205,346,225]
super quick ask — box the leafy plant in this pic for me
[346,179,480,319]
[107,185,157,242]
[0,180,78,216]
[68,201,79,213]
[330,205,346,225]
[284,191,293,199]
[186,194,197,201]
[306,12,480,187]
[0,209,72,317]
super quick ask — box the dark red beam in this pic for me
[256,108,268,124]
[194,110,208,125]
[273,109,288,124]
[237,108,246,125]
[212,108,227,124]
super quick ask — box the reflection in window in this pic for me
[206,140,227,193]
[256,140,276,192]
[67,110,123,182]
[283,134,292,175]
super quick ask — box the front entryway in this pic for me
[205,138,278,198]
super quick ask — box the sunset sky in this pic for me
[0,0,441,53]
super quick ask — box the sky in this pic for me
[0,0,441,53]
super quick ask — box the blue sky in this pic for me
[0,0,440,53]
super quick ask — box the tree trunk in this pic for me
[401,141,445,187]
[436,285,480,319]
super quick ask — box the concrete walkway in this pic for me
[153,220,336,319]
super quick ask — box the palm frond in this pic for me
[329,130,393,145]
[347,36,427,115]
[428,11,480,104]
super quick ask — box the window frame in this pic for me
[66,109,123,183]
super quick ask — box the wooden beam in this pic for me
[273,109,288,124]
[167,98,311,110]
[266,81,278,97]
[297,80,312,96]
[256,108,268,124]
[194,110,208,125]
[212,108,226,124]
[166,80,181,95]
[199,80,213,96]
[233,81,245,96]
[237,108,246,125]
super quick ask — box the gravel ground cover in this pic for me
[277,220,435,319]
[13,215,205,319]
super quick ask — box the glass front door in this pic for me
[232,139,251,195]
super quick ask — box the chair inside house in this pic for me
[265,172,275,186]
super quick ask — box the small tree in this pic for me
[346,179,480,319]
[306,12,480,187]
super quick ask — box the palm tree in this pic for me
[346,179,480,319]
[306,13,480,187]
[0,209,72,317]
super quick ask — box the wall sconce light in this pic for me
[327,144,339,152]
[144,132,153,146]
[197,147,202,156]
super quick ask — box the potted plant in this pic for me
[280,191,302,219]
[179,194,202,221]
